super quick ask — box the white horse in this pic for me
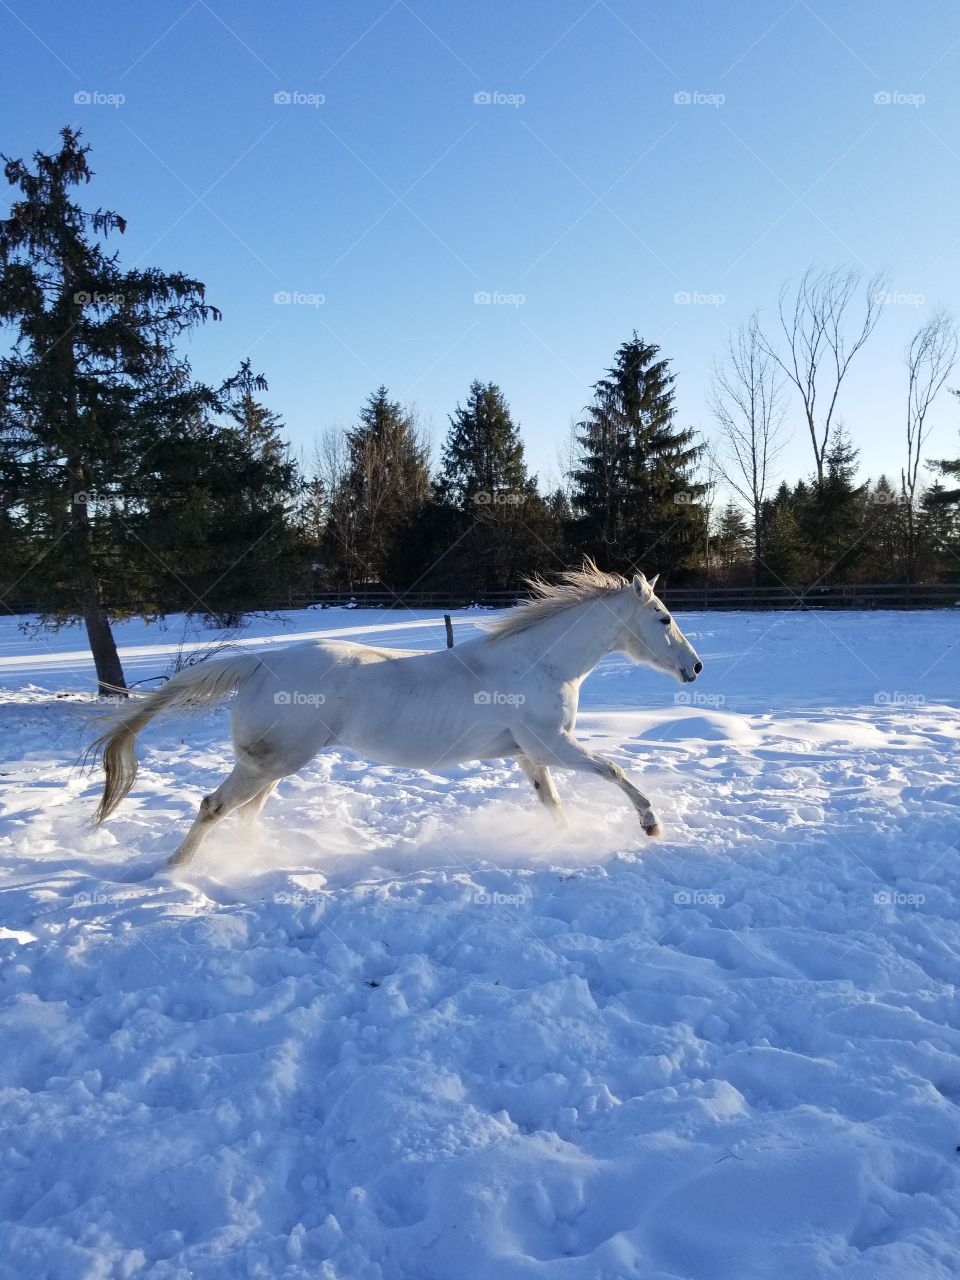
[91,563,703,866]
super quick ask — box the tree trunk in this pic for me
[83,592,127,696]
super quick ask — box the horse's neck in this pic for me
[520,597,625,681]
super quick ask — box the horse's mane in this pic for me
[481,559,629,640]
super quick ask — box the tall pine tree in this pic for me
[571,335,705,579]
[0,129,298,689]
[435,380,551,591]
[325,386,430,587]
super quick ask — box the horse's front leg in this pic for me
[514,728,661,837]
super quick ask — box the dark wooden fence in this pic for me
[232,581,960,613]
[4,582,959,617]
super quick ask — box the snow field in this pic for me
[0,608,959,1278]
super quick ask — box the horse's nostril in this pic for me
[693,661,703,675]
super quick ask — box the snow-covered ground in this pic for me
[1,605,959,1280]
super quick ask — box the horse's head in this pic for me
[620,573,703,684]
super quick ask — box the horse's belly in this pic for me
[340,724,517,769]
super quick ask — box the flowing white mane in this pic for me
[482,560,630,639]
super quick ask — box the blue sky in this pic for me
[3,0,960,493]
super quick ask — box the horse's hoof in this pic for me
[642,818,661,838]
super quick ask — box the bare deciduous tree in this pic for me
[760,265,886,487]
[903,308,958,505]
[709,314,786,579]
[902,308,958,576]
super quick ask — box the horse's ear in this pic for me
[632,573,653,600]
[648,573,659,590]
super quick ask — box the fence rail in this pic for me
[269,582,960,612]
[4,582,960,617]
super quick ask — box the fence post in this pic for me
[444,614,454,648]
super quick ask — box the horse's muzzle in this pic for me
[681,661,703,683]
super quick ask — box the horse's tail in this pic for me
[88,654,263,825]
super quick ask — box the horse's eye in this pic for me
[661,616,671,625]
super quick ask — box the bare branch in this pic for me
[708,313,787,574]
[757,265,886,484]
[903,307,958,505]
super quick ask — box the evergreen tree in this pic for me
[0,129,298,689]
[758,482,808,586]
[930,390,960,504]
[762,504,807,586]
[802,428,868,581]
[297,444,328,577]
[571,335,705,578]
[860,476,907,580]
[713,502,752,581]
[230,388,288,464]
[435,381,548,591]
[568,388,630,563]
[440,380,528,507]
[325,386,430,587]
[127,365,300,625]
[919,481,960,580]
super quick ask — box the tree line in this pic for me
[2,130,959,692]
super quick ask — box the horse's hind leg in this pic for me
[168,764,270,868]
[238,780,279,827]
[517,756,564,818]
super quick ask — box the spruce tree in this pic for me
[930,390,960,504]
[440,380,529,506]
[128,364,300,625]
[762,505,807,587]
[571,335,705,578]
[758,482,808,586]
[714,503,752,581]
[325,386,430,587]
[0,129,298,689]
[860,476,907,581]
[436,381,546,592]
[803,428,868,581]
[919,482,960,580]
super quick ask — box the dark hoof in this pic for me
[643,822,662,839]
